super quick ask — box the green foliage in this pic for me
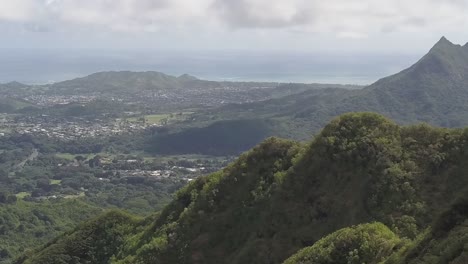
[396,193,468,264]
[17,112,468,264]
[0,200,101,264]
[283,223,402,264]
[15,210,142,264]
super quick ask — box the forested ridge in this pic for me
[17,112,468,264]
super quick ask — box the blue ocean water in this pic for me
[0,49,421,85]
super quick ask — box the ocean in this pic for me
[0,49,422,85]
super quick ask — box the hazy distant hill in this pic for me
[47,70,359,97]
[47,71,297,96]
[49,71,203,94]
[154,37,468,155]
[18,113,468,264]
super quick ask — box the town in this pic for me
[0,114,156,140]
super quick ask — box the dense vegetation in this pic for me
[283,223,402,264]
[18,112,468,263]
[15,210,144,264]
[0,200,101,264]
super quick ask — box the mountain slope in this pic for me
[18,113,468,264]
[399,193,468,264]
[162,37,468,155]
[285,193,468,264]
[283,222,402,264]
[341,36,468,126]
[16,210,143,264]
[0,200,102,264]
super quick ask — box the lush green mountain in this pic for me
[283,222,402,264]
[394,193,468,264]
[286,190,468,264]
[287,36,468,126]
[15,210,144,264]
[17,113,468,264]
[155,37,468,155]
[342,36,468,126]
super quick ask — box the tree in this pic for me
[0,169,8,183]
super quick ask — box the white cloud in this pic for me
[44,0,214,32]
[1,0,468,38]
[0,0,38,21]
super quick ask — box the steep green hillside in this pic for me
[283,223,402,264]
[15,210,144,264]
[0,200,101,264]
[285,192,468,264]
[18,113,468,264]
[395,193,468,264]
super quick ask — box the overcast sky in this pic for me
[1,0,468,53]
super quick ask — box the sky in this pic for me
[1,0,468,53]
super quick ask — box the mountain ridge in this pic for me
[17,112,468,264]
[158,37,468,155]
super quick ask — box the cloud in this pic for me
[211,0,468,37]
[212,0,314,28]
[0,0,38,21]
[44,0,214,32]
[2,0,468,38]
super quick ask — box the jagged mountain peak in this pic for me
[436,36,452,45]
[371,37,468,87]
[428,36,463,54]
